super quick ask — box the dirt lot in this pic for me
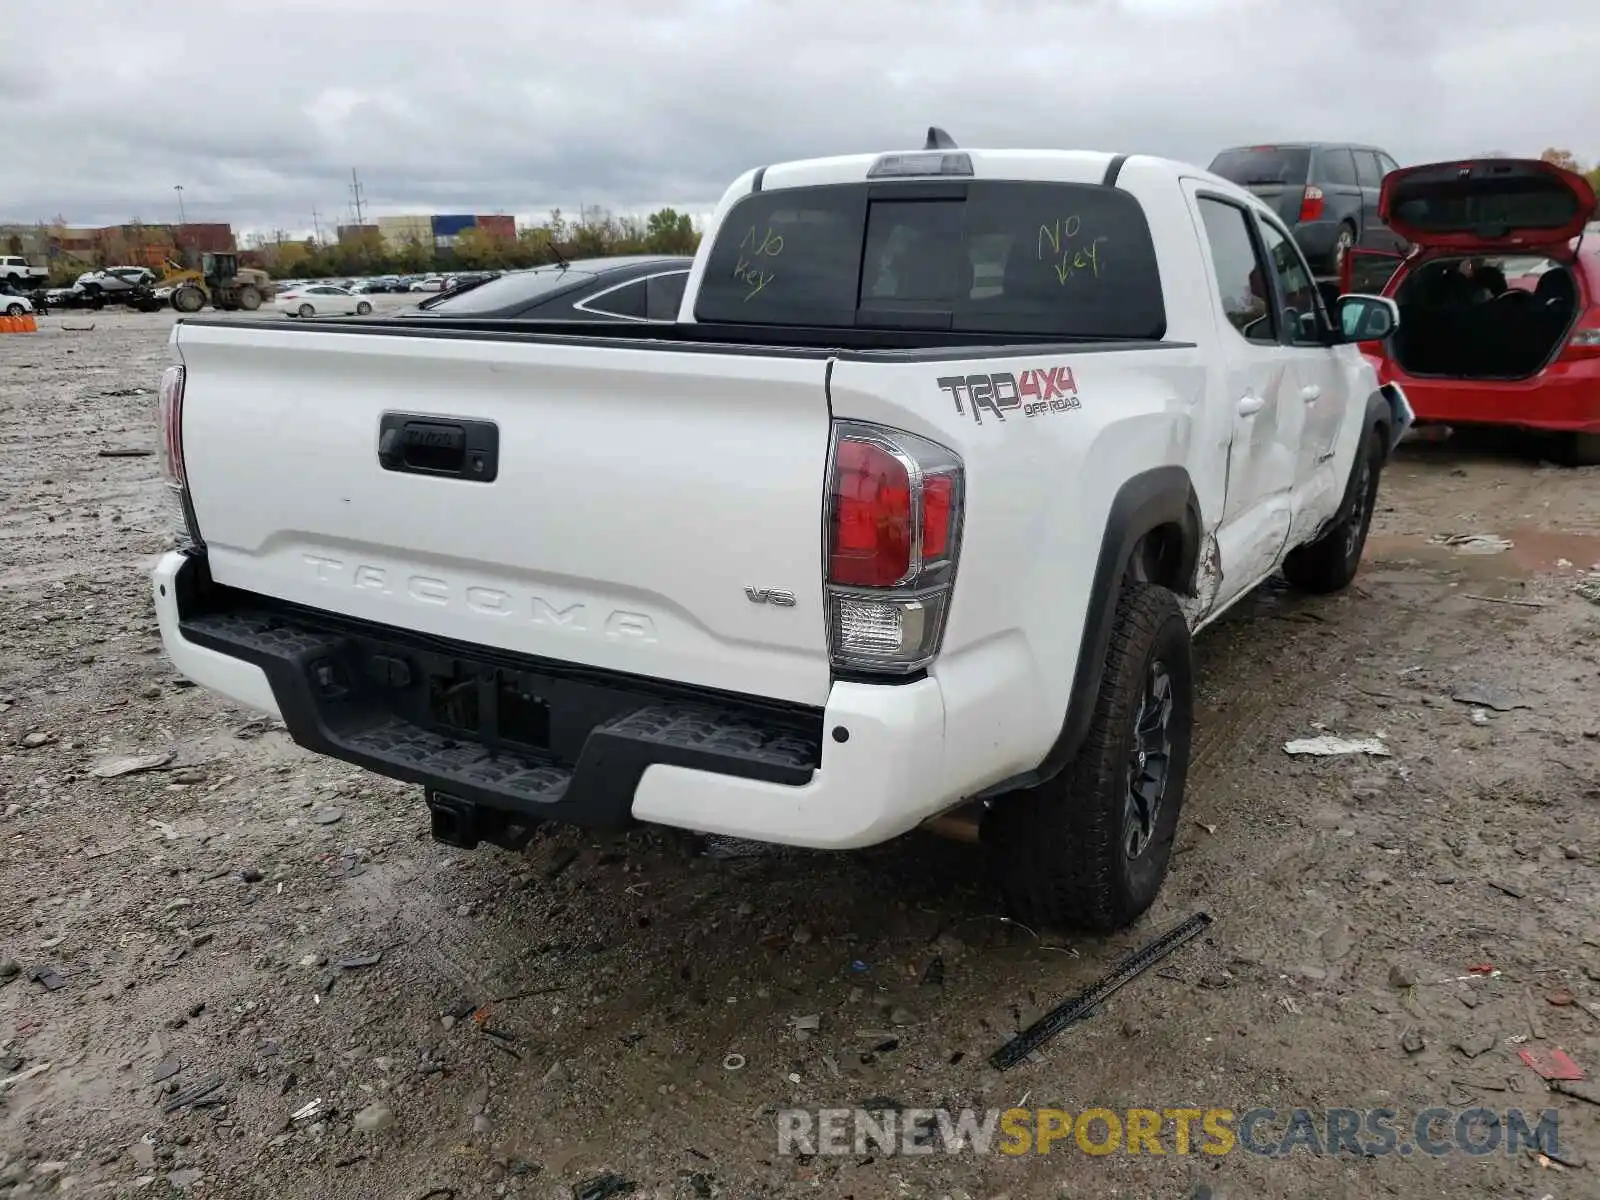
[2,311,1598,1200]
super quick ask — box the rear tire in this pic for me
[297,303,315,319]
[355,300,373,316]
[4,303,23,317]
[984,583,1193,932]
[171,285,205,314]
[237,286,262,311]
[1284,428,1383,594]
[1554,433,1600,468]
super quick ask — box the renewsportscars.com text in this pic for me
[776,1106,1564,1159]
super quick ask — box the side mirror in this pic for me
[1332,294,1399,343]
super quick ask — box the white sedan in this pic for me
[1,292,34,317]
[274,284,374,318]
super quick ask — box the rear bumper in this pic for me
[152,552,953,850]
[1383,364,1600,434]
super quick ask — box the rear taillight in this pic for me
[1298,185,1325,223]
[1563,320,1600,359]
[824,421,963,674]
[157,363,203,550]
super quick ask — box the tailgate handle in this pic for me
[377,414,499,483]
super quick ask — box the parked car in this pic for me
[272,284,374,318]
[0,256,48,288]
[1209,143,1407,277]
[0,291,34,317]
[150,135,1408,931]
[406,256,692,321]
[409,276,446,292]
[1340,157,1599,465]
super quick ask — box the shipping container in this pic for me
[431,214,476,238]
[475,214,516,240]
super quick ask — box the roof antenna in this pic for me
[924,126,958,151]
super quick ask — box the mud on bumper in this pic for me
[163,554,823,846]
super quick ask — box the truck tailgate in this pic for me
[173,322,834,706]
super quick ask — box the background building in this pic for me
[376,214,432,253]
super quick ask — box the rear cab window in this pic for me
[694,180,1166,339]
[1208,147,1311,186]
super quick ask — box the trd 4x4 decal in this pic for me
[937,367,1082,425]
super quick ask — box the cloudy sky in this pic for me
[3,0,1597,238]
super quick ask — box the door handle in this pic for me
[1237,394,1265,417]
[1300,385,1322,403]
[377,413,499,482]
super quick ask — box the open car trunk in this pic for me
[1392,256,1581,379]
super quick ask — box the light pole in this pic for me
[174,185,186,228]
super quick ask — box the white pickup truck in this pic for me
[151,133,1410,930]
[0,255,49,288]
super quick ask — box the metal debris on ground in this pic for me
[1518,1047,1584,1081]
[149,1055,182,1084]
[289,1098,326,1124]
[1429,533,1513,555]
[161,1075,225,1114]
[1450,683,1530,712]
[89,752,173,778]
[0,1061,52,1091]
[989,911,1214,1071]
[1283,735,1391,757]
[30,967,65,991]
[1463,593,1545,608]
[97,448,153,458]
[721,1053,745,1071]
[1552,1078,1600,1106]
[574,1172,637,1200]
[337,952,382,970]
[701,834,772,859]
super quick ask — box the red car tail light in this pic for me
[1298,185,1326,223]
[825,422,963,674]
[157,363,204,550]
[1561,311,1600,359]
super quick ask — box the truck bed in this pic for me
[178,313,1181,357]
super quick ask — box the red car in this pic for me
[1340,158,1600,465]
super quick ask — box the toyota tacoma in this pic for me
[150,131,1410,930]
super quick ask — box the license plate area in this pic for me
[423,663,553,751]
[341,635,646,766]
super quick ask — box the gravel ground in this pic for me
[2,311,1598,1200]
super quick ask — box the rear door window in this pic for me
[1317,148,1358,188]
[581,279,648,320]
[645,271,688,320]
[1208,147,1312,186]
[695,180,1165,339]
[1354,151,1385,188]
